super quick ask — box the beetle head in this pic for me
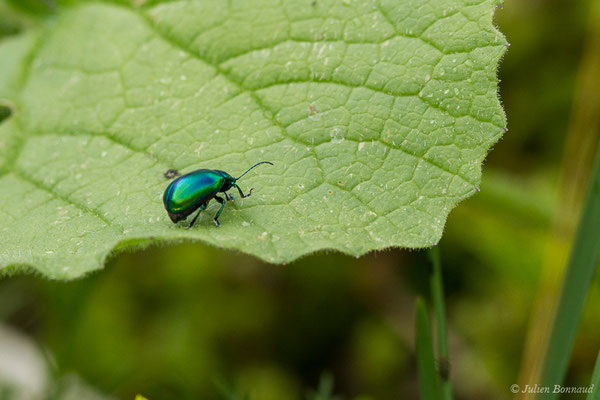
[168,212,184,223]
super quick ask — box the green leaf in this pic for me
[0,0,506,278]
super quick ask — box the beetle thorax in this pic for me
[214,170,235,192]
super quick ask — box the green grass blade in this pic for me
[429,247,453,400]
[416,298,441,400]
[540,142,600,398]
[587,351,600,400]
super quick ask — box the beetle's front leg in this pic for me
[225,192,235,201]
[234,183,253,199]
[213,196,226,227]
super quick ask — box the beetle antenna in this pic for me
[236,161,273,180]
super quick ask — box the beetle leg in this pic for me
[234,183,254,199]
[188,203,207,228]
[213,196,226,227]
[225,192,234,201]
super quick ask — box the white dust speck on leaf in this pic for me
[330,127,344,143]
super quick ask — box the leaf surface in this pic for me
[0,0,506,278]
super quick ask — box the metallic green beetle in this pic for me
[163,161,273,227]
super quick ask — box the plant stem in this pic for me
[416,298,441,400]
[429,247,453,400]
[539,142,600,399]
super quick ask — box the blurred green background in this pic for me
[1,0,599,399]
